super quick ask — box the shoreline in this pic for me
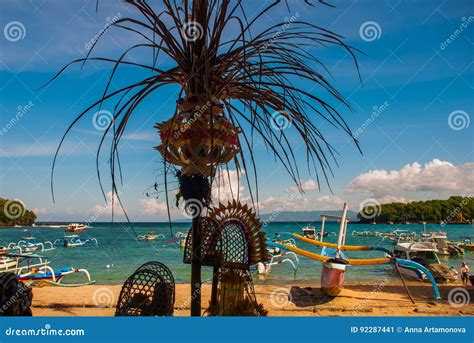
[31,282,473,317]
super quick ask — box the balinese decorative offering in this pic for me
[183,201,268,316]
[155,95,239,177]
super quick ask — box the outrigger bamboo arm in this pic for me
[292,233,374,251]
[281,244,393,266]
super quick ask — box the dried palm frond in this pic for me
[50,0,361,215]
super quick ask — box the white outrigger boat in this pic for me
[257,251,299,275]
[424,230,463,256]
[0,251,95,287]
[55,235,98,248]
[392,241,458,282]
[137,232,164,241]
[8,236,55,253]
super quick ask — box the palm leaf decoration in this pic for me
[51,0,360,208]
[51,0,361,316]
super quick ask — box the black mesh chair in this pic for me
[115,261,175,316]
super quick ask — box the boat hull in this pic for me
[394,265,426,281]
[321,260,347,296]
[65,227,86,233]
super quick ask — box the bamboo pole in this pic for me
[393,260,415,304]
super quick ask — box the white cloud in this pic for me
[211,169,246,204]
[90,191,123,217]
[259,194,345,213]
[139,198,169,215]
[346,159,474,198]
[32,208,47,214]
[284,179,317,193]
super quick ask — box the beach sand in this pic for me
[31,282,473,316]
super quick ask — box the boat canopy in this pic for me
[395,242,438,253]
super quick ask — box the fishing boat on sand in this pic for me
[392,241,458,282]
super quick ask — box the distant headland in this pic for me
[0,197,36,226]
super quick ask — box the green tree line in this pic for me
[358,196,473,224]
[0,198,36,226]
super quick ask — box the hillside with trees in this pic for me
[0,198,36,226]
[358,196,473,224]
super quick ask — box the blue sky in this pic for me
[0,0,473,221]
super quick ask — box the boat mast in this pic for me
[336,203,348,258]
[320,215,326,242]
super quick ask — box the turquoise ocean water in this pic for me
[1,222,472,284]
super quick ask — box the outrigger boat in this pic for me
[457,236,474,252]
[8,237,55,253]
[392,241,458,283]
[319,205,350,296]
[351,230,381,237]
[381,229,419,243]
[65,223,89,233]
[424,230,464,256]
[258,237,299,276]
[302,226,316,239]
[257,252,299,276]
[0,251,95,287]
[55,235,98,248]
[302,223,336,240]
[267,203,444,300]
[137,232,164,241]
[162,232,188,249]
